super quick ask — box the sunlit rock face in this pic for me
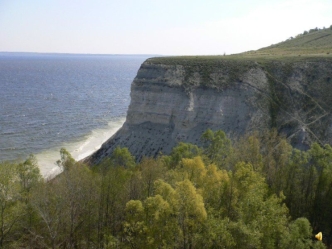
[86,57,332,164]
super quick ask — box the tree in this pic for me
[307,143,332,244]
[17,154,42,199]
[283,149,308,218]
[175,179,207,248]
[0,162,24,248]
[31,163,99,248]
[138,157,164,198]
[180,156,206,187]
[123,200,146,249]
[261,131,292,193]
[200,163,230,212]
[281,218,326,249]
[198,214,235,248]
[56,148,75,172]
[143,195,176,248]
[30,180,63,249]
[233,134,263,172]
[97,164,131,247]
[16,155,43,248]
[201,129,232,168]
[163,142,202,169]
[229,162,289,248]
[110,147,135,169]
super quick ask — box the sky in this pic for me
[0,0,331,55]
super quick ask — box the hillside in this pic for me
[244,26,332,56]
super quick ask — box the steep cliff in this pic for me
[86,29,332,164]
[85,56,332,164]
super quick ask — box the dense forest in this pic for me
[1,129,331,248]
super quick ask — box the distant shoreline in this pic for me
[0,51,159,57]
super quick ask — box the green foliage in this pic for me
[138,157,165,198]
[280,218,326,249]
[56,148,75,171]
[163,142,202,169]
[201,129,232,168]
[252,26,332,56]
[31,162,99,248]
[123,200,146,248]
[229,162,289,248]
[143,195,174,247]
[0,159,43,248]
[175,179,207,247]
[200,163,230,212]
[97,165,131,247]
[0,162,22,247]
[233,133,263,171]
[110,146,135,169]
[3,129,332,247]
[17,154,41,195]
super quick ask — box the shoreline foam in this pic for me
[36,117,126,178]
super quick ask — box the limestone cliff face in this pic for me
[86,57,332,164]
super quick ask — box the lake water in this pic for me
[0,53,150,177]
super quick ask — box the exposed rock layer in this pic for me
[86,57,332,164]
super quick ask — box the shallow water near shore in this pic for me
[0,53,150,176]
[35,117,125,178]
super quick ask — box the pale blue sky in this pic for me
[0,0,331,55]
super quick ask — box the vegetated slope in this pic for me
[244,26,332,56]
[2,134,332,248]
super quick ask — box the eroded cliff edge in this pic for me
[86,56,332,164]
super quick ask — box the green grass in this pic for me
[148,26,332,64]
[244,27,332,56]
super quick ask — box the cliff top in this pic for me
[246,25,332,56]
[148,26,332,65]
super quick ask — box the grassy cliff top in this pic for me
[148,26,332,65]
[245,26,332,56]
[143,26,332,90]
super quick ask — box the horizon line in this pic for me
[0,51,161,57]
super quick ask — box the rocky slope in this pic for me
[85,53,332,164]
